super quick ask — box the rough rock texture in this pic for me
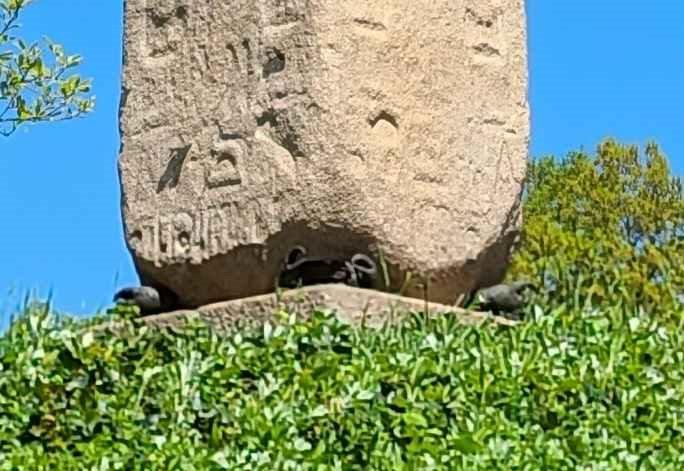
[99,285,517,334]
[118,0,529,308]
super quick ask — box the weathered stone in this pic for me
[99,285,517,334]
[118,0,529,308]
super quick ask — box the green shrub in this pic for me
[509,139,684,317]
[1,302,683,469]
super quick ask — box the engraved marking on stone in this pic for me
[482,116,517,135]
[242,39,256,76]
[369,111,399,130]
[157,143,192,192]
[129,229,143,253]
[254,109,304,159]
[464,5,504,63]
[349,148,364,162]
[472,43,501,58]
[371,125,398,148]
[255,128,297,180]
[227,43,239,68]
[133,218,161,263]
[206,204,230,253]
[131,202,276,262]
[264,23,298,36]
[226,39,262,86]
[353,17,388,40]
[146,4,188,28]
[256,109,277,128]
[368,111,399,150]
[353,18,387,31]
[262,47,286,78]
[217,123,244,141]
[491,139,513,200]
[484,117,506,126]
[465,7,497,28]
[171,212,194,258]
[201,46,212,72]
[270,0,305,27]
[279,127,304,158]
[414,172,445,185]
[142,1,189,61]
[206,137,243,189]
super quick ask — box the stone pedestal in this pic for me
[139,285,518,331]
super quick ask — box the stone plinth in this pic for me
[133,285,517,332]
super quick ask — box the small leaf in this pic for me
[65,375,88,391]
[403,411,428,427]
[310,405,328,418]
[210,451,230,469]
[151,435,166,449]
[81,331,94,348]
[452,434,482,455]
[294,438,312,452]
[142,365,163,383]
[356,390,375,401]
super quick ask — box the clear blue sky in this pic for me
[1,0,683,318]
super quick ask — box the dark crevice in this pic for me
[175,6,188,20]
[157,143,192,193]
[280,129,304,158]
[147,10,171,28]
[255,109,304,158]
[369,111,399,129]
[216,152,237,166]
[242,39,255,76]
[227,44,239,65]
[263,48,286,78]
[466,8,495,28]
[119,87,129,110]
[353,18,387,31]
[473,43,501,57]
[217,124,243,141]
[147,5,188,28]
[256,110,278,128]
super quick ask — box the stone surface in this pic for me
[105,285,516,333]
[118,0,530,308]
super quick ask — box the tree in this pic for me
[509,139,684,317]
[0,0,94,137]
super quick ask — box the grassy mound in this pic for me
[0,304,683,469]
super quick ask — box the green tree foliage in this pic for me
[509,139,684,316]
[0,0,94,136]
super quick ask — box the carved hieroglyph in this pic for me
[118,0,530,308]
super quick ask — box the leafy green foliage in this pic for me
[1,301,683,469]
[0,0,94,136]
[509,139,684,317]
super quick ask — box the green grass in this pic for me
[0,302,683,469]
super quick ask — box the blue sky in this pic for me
[1,0,683,317]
